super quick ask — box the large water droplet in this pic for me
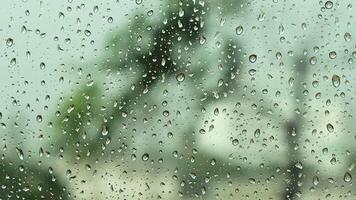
[325,1,333,9]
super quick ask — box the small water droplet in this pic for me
[254,129,261,138]
[16,147,24,160]
[142,153,149,161]
[10,58,16,66]
[176,73,185,82]
[331,75,340,88]
[329,51,337,59]
[313,176,319,186]
[309,57,317,65]
[344,32,351,42]
[344,172,352,183]
[235,26,244,35]
[36,115,42,123]
[84,30,91,36]
[232,139,239,146]
[6,38,13,47]
[325,1,333,9]
[101,125,108,136]
[326,123,334,133]
[249,54,257,63]
[210,159,216,166]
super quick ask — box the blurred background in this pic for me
[0,0,355,199]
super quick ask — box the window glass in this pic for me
[1,0,355,199]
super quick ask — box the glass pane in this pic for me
[1,0,354,199]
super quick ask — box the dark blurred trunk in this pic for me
[282,56,308,200]
[283,121,302,200]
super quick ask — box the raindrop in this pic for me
[6,38,13,47]
[232,139,239,146]
[176,73,185,82]
[312,176,319,186]
[344,172,352,183]
[147,10,153,16]
[329,51,337,59]
[254,129,261,138]
[235,26,244,35]
[309,57,317,65]
[325,1,333,9]
[326,123,334,133]
[249,54,257,63]
[10,58,16,66]
[142,153,149,161]
[40,62,46,70]
[107,17,113,23]
[36,115,42,123]
[84,30,91,36]
[210,159,216,166]
[101,125,108,136]
[214,108,219,116]
[344,32,351,42]
[331,75,340,88]
[16,147,24,160]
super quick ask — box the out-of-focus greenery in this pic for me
[1,0,355,199]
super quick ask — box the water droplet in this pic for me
[344,32,351,42]
[10,58,16,66]
[84,30,91,37]
[329,51,337,59]
[176,73,185,82]
[331,75,340,88]
[254,129,261,138]
[214,108,219,116]
[248,69,257,76]
[326,123,334,133]
[36,115,42,123]
[295,162,303,169]
[325,1,333,9]
[235,26,244,35]
[232,139,239,146]
[313,176,319,186]
[142,153,149,161]
[135,0,142,5]
[107,17,113,23]
[210,159,216,166]
[249,54,257,63]
[344,172,352,182]
[330,157,337,165]
[309,57,317,65]
[16,147,24,160]
[101,125,108,136]
[40,62,46,70]
[147,10,153,16]
[199,129,206,134]
[6,38,13,47]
